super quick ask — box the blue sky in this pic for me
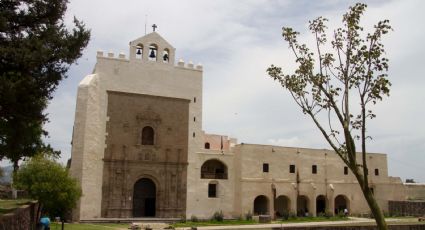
[8,0,425,182]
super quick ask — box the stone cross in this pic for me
[152,24,157,32]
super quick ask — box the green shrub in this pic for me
[245,210,253,220]
[212,210,224,221]
[324,210,333,219]
[236,214,243,221]
[190,215,198,222]
[281,210,289,220]
[288,211,297,219]
[179,214,186,223]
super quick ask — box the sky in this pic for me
[8,0,425,182]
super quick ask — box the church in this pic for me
[69,30,414,221]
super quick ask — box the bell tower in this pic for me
[70,29,203,220]
[129,31,176,65]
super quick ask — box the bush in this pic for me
[236,214,243,221]
[14,155,81,219]
[324,210,333,219]
[212,210,224,221]
[245,210,252,220]
[281,210,289,220]
[190,215,198,222]
[288,211,297,219]
[179,214,186,223]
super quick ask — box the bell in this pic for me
[163,53,169,61]
[149,49,156,58]
[136,49,142,55]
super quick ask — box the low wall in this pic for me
[0,201,39,230]
[389,200,425,217]
[271,224,425,230]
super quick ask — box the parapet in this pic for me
[96,50,202,72]
[96,50,128,61]
[176,58,203,71]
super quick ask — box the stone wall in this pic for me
[389,200,425,217]
[271,224,425,230]
[0,201,39,230]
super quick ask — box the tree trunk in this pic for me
[11,161,19,199]
[354,171,388,230]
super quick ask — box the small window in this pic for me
[263,163,269,173]
[205,142,210,149]
[208,183,217,198]
[194,116,196,122]
[289,164,295,173]
[193,132,195,138]
[141,126,154,145]
[375,168,379,176]
[194,97,196,103]
[312,165,317,174]
[344,166,348,175]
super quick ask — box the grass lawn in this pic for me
[172,216,349,228]
[0,199,33,214]
[50,223,129,230]
[275,216,349,223]
[172,219,256,228]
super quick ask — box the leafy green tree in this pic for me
[14,155,81,219]
[267,3,391,229]
[0,0,90,172]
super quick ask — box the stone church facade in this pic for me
[69,32,415,221]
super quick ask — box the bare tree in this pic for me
[267,3,391,229]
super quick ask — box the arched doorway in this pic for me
[334,194,349,215]
[316,195,327,214]
[253,195,269,215]
[297,195,309,216]
[133,178,156,217]
[275,195,290,217]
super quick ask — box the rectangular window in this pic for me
[263,163,269,173]
[375,168,379,176]
[208,183,217,198]
[344,166,348,175]
[194,97,196,103]
[289,164,295,173]
[312,165,317,174]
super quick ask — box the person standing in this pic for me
[40,214,51,230]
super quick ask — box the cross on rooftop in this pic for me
[152,24,157,32]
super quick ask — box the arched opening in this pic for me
[148,44,158,61]
[316,195,327,215]
[275,195,290,217]
[136,43,143,59]
[162,48,170,63]
[253,195,269,215]
[133,178,156,217]
[201,159,227,179]
[334,194,349,215]
[204,142,210,149]
[297,195,309,216]
[142,126,154,145]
